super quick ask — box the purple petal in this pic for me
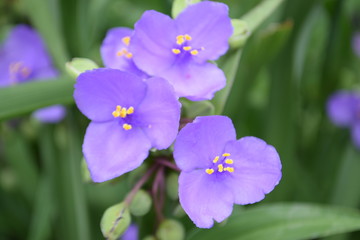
[179,170,234,228]
[131,10,177,75]
[174,116,236,171]
[32,105,66,123]
[159,61,226,100]
[223,137,282,205]
[175,1,232,62]
[100,28,146,78]
[83,121,151,182]
[122,224,138,240]
[327,91,360,127]
[135,77,181,149]
[351,123,360,149]
[74,68,147,122]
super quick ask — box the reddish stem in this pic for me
[156,158,181,172]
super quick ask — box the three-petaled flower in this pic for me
[327,91,360,148]
[0,24,65,123]
[129,1,233,101]
[74,68,181,182]
[174,116,282,228]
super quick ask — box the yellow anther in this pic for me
[212,156,219,163]
[190,50,199,55]
[172,49,181,54]
[205,168,214,175]
[126,107,134,114]
[217,164,224,172]
[224,167,234,173]
[116,48,128,57]
[123,124,132,130]
[122,36,131,46]
[183,46,192,51]
[20,67,31,77]
[112,105,122,118]
[222,153,231,157]
[184,34,192,41]
[176,35,185,45]
[120,108,127,118]
[126,52,133,59]
[225,159,233,164]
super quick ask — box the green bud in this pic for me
[143,236,157,240]
[181,99,215,118]
[130,189,152,216]
[173,204,186,218]
[100,202,131,240]
[166,173,179,200]
[81,158,92,183]
[171,0,201,18]
[65,58,98,79]
[229,19,250,49]
[156,219,185,240]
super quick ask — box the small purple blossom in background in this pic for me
[352,32,360,58]
[174,116,282,228]
[74,68,180,182]
[121,224,138,240]
[327,91,360,148]
[130,1,233,101]
[101,28,147,78]
[0,24,65,123]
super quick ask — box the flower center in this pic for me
[171,34,204,56]
[116,36,133,59]
[9,61,32,83]
[205,153,234,175]
[112,105,135,130]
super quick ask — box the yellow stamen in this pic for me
[222,153,231,157]
[205,168,214,175]
[126,53,133,59]
[184,34,192,41]
[224,167,234,173]
[123,124,132,130]
[183,46,192,51]
[122,36,131,46]
[120,108,127,118]
[225,159,233,164]
[112,105,122,118]
[212,156,219,163]
[217,164,224,172]
[172,48,181,54]
[190,50,199,55]
[117,48,128,57]
[126,107,134,114]
[176,35,185,45]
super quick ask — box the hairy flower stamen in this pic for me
[123,123,132,130]
[122,36,131,46]
[9,61,32,79]
[116,48,133,59]
[112,105,135,118]
[206,153,235,174]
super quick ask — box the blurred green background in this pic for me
[1,0,360,239]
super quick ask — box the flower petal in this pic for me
[32,105,66,123]
[159,61,226,100]
[83,121,151,182]
[135,77,181,149]
[174,116,236,171]
[74,68,147,122]
[327,91,360,127]
[100,27,146,77]
[224,137,282,205]
[179,170,234,228]
[175,1,232,62]
[351,123,360,149]
[131,10,177,75]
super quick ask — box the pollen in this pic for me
[222,153,231,157]
[172,49,181,54]
[224,167,234,173]
[112,105,135,118]
[122,36,131,46]
[126,53,133,59]
[126,107,134,114]
[205,168,214,175]
[117,48,127,57]
[184,34,192,41]
[225,159,233,164]
[217,164,224,172]
[190,50,199,55]
[183,46,192,51]
[112,105,122,117]
[176,35,185,45]
[212,156,219,163]
[119,108,127,118]
[123,124,132,130]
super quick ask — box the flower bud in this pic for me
[229,19,250,49]
[100,202,131,240]
[130,189,152,216]
[166,173,179,200]
[171,0,201,18]
[66,58,98,79]
[156,219,185,240]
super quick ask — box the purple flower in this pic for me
[352,32,360,58]
[327,91,360,148]
[100,28,147,78]
[173,116,282,228]
[130,1,233,101]
[0,24,65,123]
[121,224,138,240]
[74,68,181,182]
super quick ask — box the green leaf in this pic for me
[101,202,131,240]
[66,58,99,78]
[171,0,201,18]
[0,77,74,121]
[187,203,360,240]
